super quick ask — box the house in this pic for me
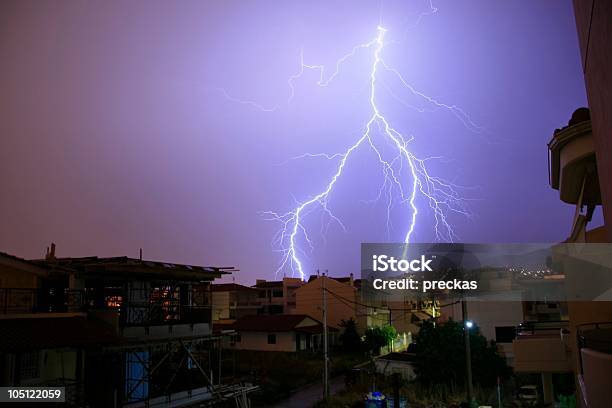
[227,314,337,352]
[296,274,405,330]
[294,274,360,330]
[211,283,259,322]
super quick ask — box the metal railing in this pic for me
[0,288,212,326]
[515,320,569,337]
[123,304,212,326]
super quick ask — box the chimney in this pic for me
[139,248,143,261]
[45,243,56,260]
[349,272,354,286]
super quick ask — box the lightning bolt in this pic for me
[223,25,477,280]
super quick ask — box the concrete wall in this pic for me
[580,348,612,408]
[212,291,230,320]
[294,276,357,329]
[0,259,42,289]
[231,331,296,352]
[573,0,612,240]
[513,336,572,373]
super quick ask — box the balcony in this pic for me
[0,288,212,330]
[548,116,600,206]
[512,321,572,373]
[123,304,212,326]
[577,322,612,408]
[0,288,83,315]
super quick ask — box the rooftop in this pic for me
[34,256,236,281]
[211,283,257,292]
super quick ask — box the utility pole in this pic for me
[462,300,474,405]
[322,271,329,399]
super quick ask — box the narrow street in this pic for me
[271,376,345,408]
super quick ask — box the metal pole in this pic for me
[462,300,473,405]
[497,376,502,408]
[323,274,329,399]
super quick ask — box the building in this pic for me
[510,107,612,407]
[252,277,303,315]
[0,251,118,406]
[211,283,259,322]
[0,246,257,408]
[569,6,612,405]
[546,108,612,407]
[443,300,524,367]
[227,314,336,352]
[294,275,361,330]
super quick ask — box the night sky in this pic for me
[0,1,591,283]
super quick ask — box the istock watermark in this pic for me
[371,254,434,272]
[361,243,612,302]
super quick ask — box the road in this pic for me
[270,376,345,408]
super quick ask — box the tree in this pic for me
[414,319,511,388]
[365,325,397,355]
[339,318,363,352]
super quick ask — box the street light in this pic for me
[462,301,474,406]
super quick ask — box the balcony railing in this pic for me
[577,322,612,408]
[122,304,212,326]
[513,321,572,373]
[0,288,83,314]
[577,322,612,373]
[516,320,569,337]
[0,288,212,327]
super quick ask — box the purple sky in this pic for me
[0,1,590,284]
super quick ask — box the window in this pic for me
[19,351,40,380]
[258,290,266,298]
[272,290,283,298]
[267,334,276,344]
[495,326,516,343]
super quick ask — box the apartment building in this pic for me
[211,283,259,322]
[252,277,303,315]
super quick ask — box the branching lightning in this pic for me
[222,24,478,280]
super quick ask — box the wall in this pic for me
[0,259,42,289]
[573,0,612,240]
[211,291,230,320]
[231,331,296,352]
[294,276,357,329]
